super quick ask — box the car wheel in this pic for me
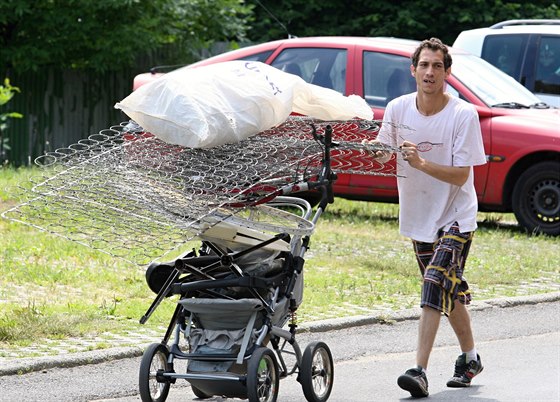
[511,161,560,235]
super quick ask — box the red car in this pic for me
[133,37,560,235]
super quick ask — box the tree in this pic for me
[248,0,560,45]
[0,0,254,75]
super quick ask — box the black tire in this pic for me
[300,341,334,402]
[191,385,211,399]
[247,347,279,402]
[139,343,171,402]
[511,161,560,236]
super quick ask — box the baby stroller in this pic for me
[138,124,339,402]
[1,110,394,401]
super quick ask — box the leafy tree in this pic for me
[0,0,254,75]
[248,0,560,45]
[0,79,22,163]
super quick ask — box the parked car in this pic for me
[132,37,560,235]
[452,19,560,107]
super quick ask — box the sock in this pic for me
[465,348,477,363]
[417,365,427,374]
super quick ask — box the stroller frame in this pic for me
[138,125,338,402]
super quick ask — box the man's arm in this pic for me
[401,140,470,186]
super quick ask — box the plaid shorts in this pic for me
[412,223,473,316]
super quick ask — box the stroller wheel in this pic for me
[190,385,211,399]
[300,341,334,402]
[247,347,279,402]
[139,343,171,402]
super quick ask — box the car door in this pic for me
[266,45,369,198]
[480,33,560,107]
[342,48,418,202]
[532,34,560,106]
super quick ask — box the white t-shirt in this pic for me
[377,93,487,242]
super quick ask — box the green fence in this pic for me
[4,67,139,166]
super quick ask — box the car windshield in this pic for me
[451,53,546,108]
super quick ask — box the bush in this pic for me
[0,78,23,164]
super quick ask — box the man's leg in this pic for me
[447,301,483,387]
[448,301,474,352]
[398,231,464,398]
[397,305,439,398]
[397,240,439,397]
[442,227,484,388]
[417,305,441,369]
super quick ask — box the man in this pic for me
[373,38,487,398]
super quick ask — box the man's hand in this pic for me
[362,139,393,163]
[400,140,421,166]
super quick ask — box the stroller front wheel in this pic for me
[300,341,334,402]
[190,385,211,399]
[139,343,171,402]
[247,347,279,402]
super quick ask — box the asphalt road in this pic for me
[1,300,559,402]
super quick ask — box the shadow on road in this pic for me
[423,384,500,401]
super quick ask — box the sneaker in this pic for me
[446,353,484,387]
[397,367,429,398]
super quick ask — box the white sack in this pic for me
[115,61,373,148]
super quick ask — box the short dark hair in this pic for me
[411,38,452,70]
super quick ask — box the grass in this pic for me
[1,167,559,356]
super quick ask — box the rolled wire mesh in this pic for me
[2,116,410,265]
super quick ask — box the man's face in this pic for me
[411,49,450,94]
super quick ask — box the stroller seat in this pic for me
[180,298,264,330]
[181,297,266,381]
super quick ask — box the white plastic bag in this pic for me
[115,61,373,148]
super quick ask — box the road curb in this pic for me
[2,291,559,376]
[299,291,560,332]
